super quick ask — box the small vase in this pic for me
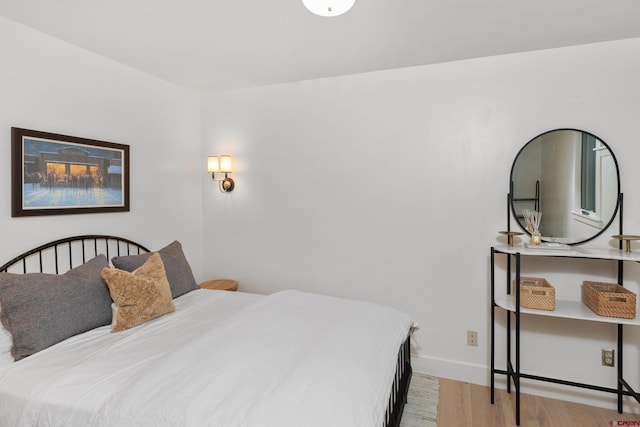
[531,232,542,245]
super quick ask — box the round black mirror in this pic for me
[510,129,620,245]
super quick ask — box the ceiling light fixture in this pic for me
[302,0,356,17]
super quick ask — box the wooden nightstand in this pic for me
[199,279,238,291]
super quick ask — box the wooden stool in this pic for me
[199,279,238,291]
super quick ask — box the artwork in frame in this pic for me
[11,127,130,217]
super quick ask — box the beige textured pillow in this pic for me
[101,252,175,332]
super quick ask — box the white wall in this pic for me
[0,17,204,278]
[541,129,577,238]
[202,38,640,410]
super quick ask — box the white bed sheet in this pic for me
[0,289,412,427]
[0,322,12,368]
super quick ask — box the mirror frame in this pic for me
[509,128,621,245]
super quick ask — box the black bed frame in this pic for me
[0,234,412,427]
[0,235,149,273]
[386,336,413,427]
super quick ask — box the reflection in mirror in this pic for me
[510,129,620,245]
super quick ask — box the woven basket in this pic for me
[514,277,555,311]
[582,281,636,319]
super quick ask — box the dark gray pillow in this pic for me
[0,255,111,361]
[111,240,198,299]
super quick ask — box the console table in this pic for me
[490,244,640,425]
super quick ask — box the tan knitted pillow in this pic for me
[101,252,175,332]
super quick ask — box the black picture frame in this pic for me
[11,127,130,217]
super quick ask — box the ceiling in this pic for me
[2,1,640,93]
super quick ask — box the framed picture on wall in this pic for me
[11,127,130,217]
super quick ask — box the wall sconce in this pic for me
[207,155,235,192]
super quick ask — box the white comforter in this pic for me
[0,289,412,427]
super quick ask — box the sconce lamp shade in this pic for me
[207,156,220,173]
[219,155,233,173]
[302,0,356,16]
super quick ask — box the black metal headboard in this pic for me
[0,235,149,274]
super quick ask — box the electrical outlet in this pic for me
[602,349,615,367]
[467,330,478,347]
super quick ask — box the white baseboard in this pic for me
[411,353,640,414]
[411,353,488,385]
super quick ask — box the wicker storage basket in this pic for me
[514,277,555,311]
[582,281,636,319]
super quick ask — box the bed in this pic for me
[0,235,413,427]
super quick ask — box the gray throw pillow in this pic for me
[111,240,198,299]
[0,255,111,361]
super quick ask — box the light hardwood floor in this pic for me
[436,378,640,427]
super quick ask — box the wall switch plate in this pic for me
[602,349,615,367]
[467,330,478,347]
